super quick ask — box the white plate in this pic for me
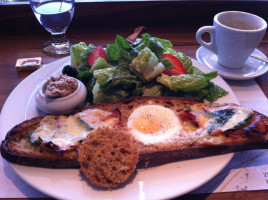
[0,57,238,200]
[196,46,268,80]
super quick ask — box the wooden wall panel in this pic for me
[1,1,268,34]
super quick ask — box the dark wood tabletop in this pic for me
[1,1,268,199]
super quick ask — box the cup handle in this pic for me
[196,26,217,54]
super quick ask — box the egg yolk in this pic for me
[132,113,162,134]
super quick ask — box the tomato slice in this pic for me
[162,53,187,76]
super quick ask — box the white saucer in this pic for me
[196,46,268,80]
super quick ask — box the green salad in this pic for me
[68,33,228,104]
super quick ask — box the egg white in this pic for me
[127,105,182,144]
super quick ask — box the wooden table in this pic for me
[1,1,268,199]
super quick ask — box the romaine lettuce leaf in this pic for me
[89,57,111,73]
[153,37,173,49]
[142,85,163,96]
[77,70,95,103]
[139,33,164,57]
[70,42,88,68]
[106,43,120,62]
[129,47,165,80]
[93,67,143,102]
[156,73,228,102]
[201,71,218,82]
[203,82,229,102]
[106,34,139,65]
[157,74,208,92]
[70,43,95,70]
[92,82,106,104]
[93,67,115,87]
[130,47,158,73]
[78,44,96,71]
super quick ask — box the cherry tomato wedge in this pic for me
[162,53,187,76]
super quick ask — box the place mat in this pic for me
[1,79,268,198]
[192,79,268,194]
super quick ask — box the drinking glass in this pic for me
[29,0,75,55]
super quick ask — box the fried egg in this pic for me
[127,105,182,144]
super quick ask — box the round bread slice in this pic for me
[78,127,139,188]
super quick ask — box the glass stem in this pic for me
[51,33,68,44]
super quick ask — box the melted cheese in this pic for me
[196,106,253,137]
[30,115,64,143]
[78,108,119,129]
[218,107,252,132]
[31,125,54,143]
[31,108,120,150]
[50,115,90,150]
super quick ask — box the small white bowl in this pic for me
[35,78,87,115]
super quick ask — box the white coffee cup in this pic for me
[196,11,267,69]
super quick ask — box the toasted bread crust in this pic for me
[138,139,268,167]
[1,116,79,168]
[1,96,268,168]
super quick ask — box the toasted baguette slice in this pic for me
[1,96,268,168]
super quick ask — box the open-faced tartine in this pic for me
[1,96,268,168]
